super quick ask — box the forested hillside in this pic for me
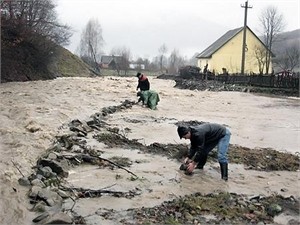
[0,0,93,83]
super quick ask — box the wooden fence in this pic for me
[213,73,299,89]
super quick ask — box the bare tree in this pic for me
[79,18,104,73]
[158,44,168,72]
[110,46,131,75]
[274,43,300,71]
[259,6,285,74]
[168,49,185,74]
[149,56,160,71]
[1,0,72,82]
[254,45,267,74]
[1,0,72,46]
[135,57,146,71]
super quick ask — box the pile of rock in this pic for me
[17,100,137,224]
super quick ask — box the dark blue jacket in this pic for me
[189,123,226,162]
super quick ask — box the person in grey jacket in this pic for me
[177,123,231,181]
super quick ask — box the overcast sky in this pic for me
[56,0,300,60]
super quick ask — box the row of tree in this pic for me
[1,0,298,81]
[256,6,299,74]
[78,6,299,75]
[77,18,189,75]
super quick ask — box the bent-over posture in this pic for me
[137,90,160,110]
[177,123,231,181]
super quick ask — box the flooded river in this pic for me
[0,76,299,224]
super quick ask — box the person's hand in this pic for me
[184,157,191,164]
[187,161,197,173]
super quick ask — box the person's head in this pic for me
[136,72,142,78]
[177,126,191,139]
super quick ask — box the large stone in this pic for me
[32,212,49,223]
[29,186,43,198]
[38,187,63,207]
[37,166,56,178]
[33,201,47,212]
[57,190,69,198]
[29,186,63,207]
[47,152,58,160]
[38,159,69,177]
[45,212,73,224]
[31,179,46,188]
[18,177,31,186]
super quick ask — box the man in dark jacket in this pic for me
[177,123,231,181]
[136,72,150,91]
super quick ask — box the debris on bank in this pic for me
[120,192,299,225]
[157,74,299,96]
[15,100,300,224]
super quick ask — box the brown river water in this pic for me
[0,76,299,224]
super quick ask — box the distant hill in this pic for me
[47,46,95,78]
[272,29,300,72]
[272,29,300,54]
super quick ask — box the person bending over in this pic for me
[136,72,150,91]
[137,90,160,110]
[177,123,231,181]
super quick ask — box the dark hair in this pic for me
[136,72,142,77]
[177,126,189,139]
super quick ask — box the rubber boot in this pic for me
[219,163,228,181]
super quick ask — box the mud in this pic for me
[25,100,299,225]
[95,132,299,172]
[1,76,299,225]
[110,193,299,225]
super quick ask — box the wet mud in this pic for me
[24,100,300,225]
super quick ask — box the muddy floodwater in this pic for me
[0,76,299,225]
[64,148,299,224]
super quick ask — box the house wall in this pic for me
[197,59,211,72]
[198,28,272,74]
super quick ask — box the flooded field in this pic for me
[0,76,299,224]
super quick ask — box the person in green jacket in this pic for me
[137,90,160,110]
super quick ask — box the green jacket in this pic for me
[138,90,160,110]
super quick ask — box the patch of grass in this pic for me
[51,47,93,77]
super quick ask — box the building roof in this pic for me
[101,55,123,64]
[196,26,271,59]
[101,56,113,64]
[196,27,243,58]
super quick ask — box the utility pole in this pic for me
[241,1,252,75]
